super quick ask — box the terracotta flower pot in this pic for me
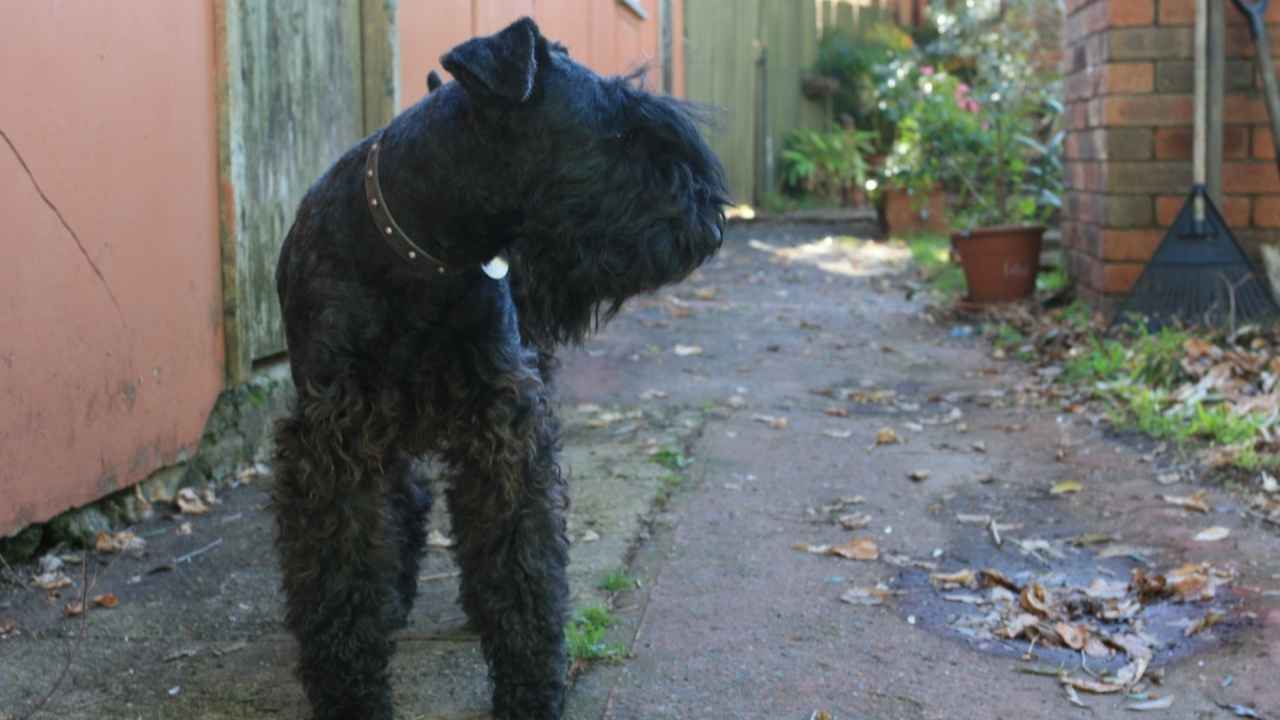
[884,188,948,234]
[950,225,1044,303]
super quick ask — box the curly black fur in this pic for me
[272,17,726,720]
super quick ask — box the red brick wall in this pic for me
[1062,0,1280,305]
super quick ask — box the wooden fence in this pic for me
[684,0,928,204]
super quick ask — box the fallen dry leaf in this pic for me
[828,537,879,561]
[31,572,72,591]
[1184,609,1225,636]
[1083,636,1111,658]
[823,406,849,417]
[837,513,872,530]
[1063,684,1089,709]
[1084,577,1128,600]
[978,568,1019,591]
[930,569,977,589]
[691,287,718,300]
[942,593,987,605]
[1060,676,1124,694]
[1105,633,1153,660]
[1193,526,1231,542]
[1160,490,1210,513]
[92,593,119,609]
[176,488,209,516]
[1184,336,1218,360]
[872,427,900,447]
[839,584,897,606]
[1097,544,1157,560]
[1125,695,1175,711]
[1109,656,1149,687]
[997,612,1040,639]
[1049,480,1083,495]
[0,618,16,636]
[64,601,84,618]
[1054,622,1087,650]
[235,462,270,484]
[1020,583,1053,617]
[95,530,145,554]
[752,414,788,429]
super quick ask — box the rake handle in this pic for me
[1234,0,1280,181]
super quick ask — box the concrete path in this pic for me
[2,221,1278,719]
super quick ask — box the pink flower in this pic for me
[921,65,935,77]
[953,83,980,113]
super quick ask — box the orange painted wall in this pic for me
[399,0,684,111]
[0,4,224,536]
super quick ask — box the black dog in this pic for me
[272,18,726,720]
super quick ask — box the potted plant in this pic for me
[914,0,1063,302]
[873,59,981,234]
[861,1,1064,299]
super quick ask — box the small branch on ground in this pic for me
[0,553,24,588]
[17,551,99,720]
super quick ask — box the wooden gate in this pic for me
[684,0,925,204]
[216,0,397,382]
[684,0,825,204]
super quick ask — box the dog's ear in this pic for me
[442,17,540,104]
[426,70,443,93]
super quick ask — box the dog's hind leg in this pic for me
[444,370,570,720]
[385,452,432,629]
[272,378,402,720]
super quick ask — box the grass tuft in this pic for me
[598,568,635,593]
[566,606,626,665]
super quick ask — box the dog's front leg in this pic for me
[444,375,570,720]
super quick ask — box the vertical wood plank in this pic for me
[362,0,399,134]
[218,0,366,380]
[684,0,758,202]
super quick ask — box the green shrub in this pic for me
[780,127,876,203]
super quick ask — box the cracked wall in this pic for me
[0,4,224,537]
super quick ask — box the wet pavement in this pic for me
[2,221,1279,719]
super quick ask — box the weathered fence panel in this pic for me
[685,1,760,203]
[217,1,380,381]
[684,1,841,204]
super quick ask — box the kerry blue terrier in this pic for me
[271,17,726,720]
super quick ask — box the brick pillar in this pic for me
[1062,0,1280,309]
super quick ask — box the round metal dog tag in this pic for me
[481,255,509,279]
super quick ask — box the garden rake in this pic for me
[1116,0,1279,330]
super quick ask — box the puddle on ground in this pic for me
[892,495,1250,674]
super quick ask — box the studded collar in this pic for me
[365,132,451,274]
[364,131,508,279]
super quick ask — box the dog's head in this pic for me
[441,18,728,343]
